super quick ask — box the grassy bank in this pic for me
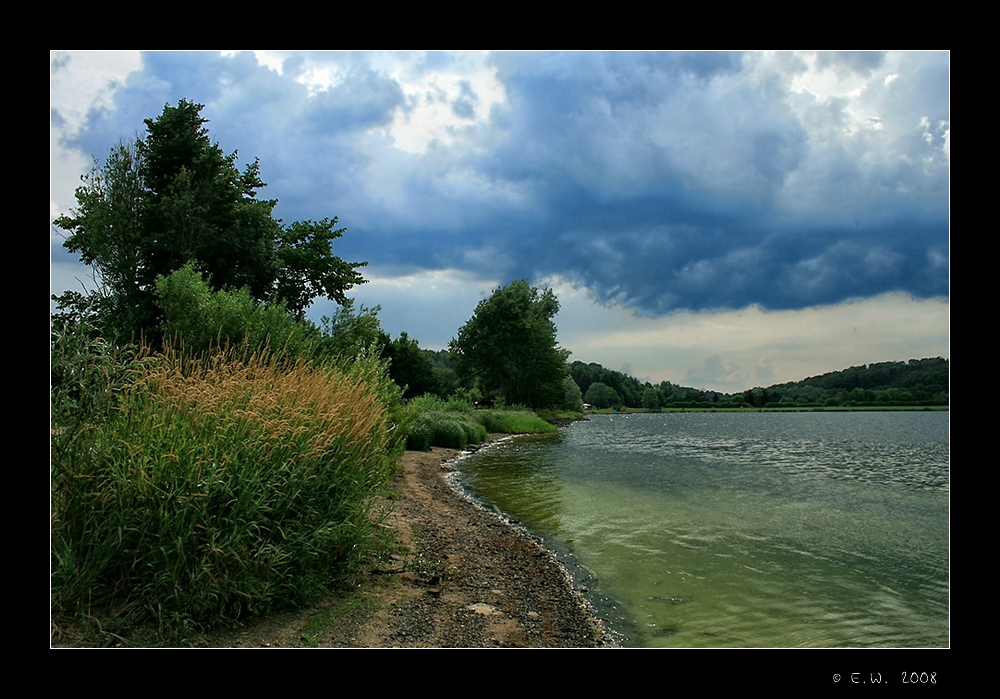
[49,335,580,645]
[51,347,404,642]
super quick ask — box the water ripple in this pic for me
[459,411,949,647]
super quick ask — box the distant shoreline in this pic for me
[588,405,949,414]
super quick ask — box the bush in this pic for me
[403,393,557,451]
[155,263,318,359]
[405,410,487,451]
[405,419,434,452]
[50,300,142,434]
[51,347,402,638]
[475,409,557,434]
[407,393,448,413]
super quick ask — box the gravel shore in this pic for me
[207,436,615,648]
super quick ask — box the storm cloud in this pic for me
[52,51,948,316]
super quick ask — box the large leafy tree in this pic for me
[137,99,281,306]
[449,279,570,409]
[274,218,365,319]
[53,99,366,340]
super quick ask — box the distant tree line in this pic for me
[752,358,949,408]
[570,360,716,410]
[567,358,949,410]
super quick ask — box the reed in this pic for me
[51,346,402,638]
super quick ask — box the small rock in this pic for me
[467,603,502,616]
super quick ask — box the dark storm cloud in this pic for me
[465,51,948,312]
[54,51,949,316]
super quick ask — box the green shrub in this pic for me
[405,410,487,450]
[433,414,470,449]
[408,393,447,412]
[155,263,318,359]
[461,416,489,444]
[405,420,433,452]
[403,400,559,451]
[443,397,476,413]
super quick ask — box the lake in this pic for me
[455,411,949,648]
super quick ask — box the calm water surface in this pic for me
[456,411,949,648]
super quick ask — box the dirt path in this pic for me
[203,438,614,648]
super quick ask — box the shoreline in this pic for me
[369,433,617,647]
[442,436,629,648]
[201,434,616,648]
[438,435,621,646]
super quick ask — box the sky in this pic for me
[50,50,949,393]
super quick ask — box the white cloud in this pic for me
[50,51,143,223]
[235,50,507,155]
[381,53,506,155]
[50,51,143,134]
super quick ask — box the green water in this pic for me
[455,412,949,648]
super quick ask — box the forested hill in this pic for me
[570,357,949,410]
[759,357,949,408]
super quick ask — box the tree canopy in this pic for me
[584,381,620,410]
[449,280,570,409]
[53,99,366,341]
[382,332,443,400]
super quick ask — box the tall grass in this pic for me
[473,409,557,435]
[51,347,403,638]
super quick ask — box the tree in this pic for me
[422,349,464,398]
[137,100,280,302]
[561,375,585,412]
[641,387,662,410]
[382,332,442,399]
[449,280,570,409]
[274,218,367,319]
[53,99,366,340]
[317,299,388,361]
[584,382,620,409]
[53,140,151,338]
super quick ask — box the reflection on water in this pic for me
[457,411,949,648]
